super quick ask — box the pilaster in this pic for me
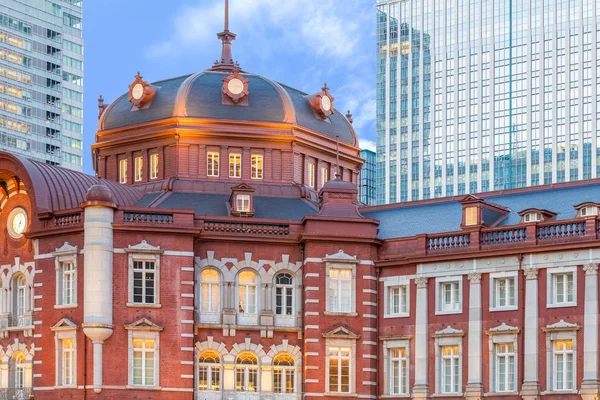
[522,268,540,400]
[465,273,483,400]
[413,277,430,399]
[581,263,599,400]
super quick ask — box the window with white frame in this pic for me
[441,345,460,394]
[132,339,156,386]
[328,268,352,313]
[119,159,128,183]
[54,244,78,308]
[275,273,294,316]
[60,262,75,306]
[549,271,575,306]
[273,354,295,394]
[495,343,516,392]
[490,273,517,310]
[251,154,263,179]
[328,346,351,393]
[236,194,250,212]
[150,153,159,179]
[132,261,156,304]
[14,353,25,389]
[238,271,258,314]
[61,339,75,386]
[390,348,408,395]
[388,285,408,316]
[207,151,219,177]
[198,351,221,391]
[229,153,241,178]
[437,278,462,313]
[308,162,315,188]
[200,269,220,313]
[134,156,143,182]
[235,353,258,392]
[553,340,574,391]
[127,245,161,308]
[52,318,78,388]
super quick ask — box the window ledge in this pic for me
[489,306,518,312]
[484,392,519,397]
[324,392,357,397]
[432,393,464,397]
[126,303,162,309]
[324,312,358,317]
[54,385,78,389]
[384,313,410,319]
[126,385,161,390]
[380,394,411,398]
[546,302,577,309]
[54,304,78,310]
[435,309,462,316]
[540,390,578,395]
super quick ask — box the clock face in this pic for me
[321,95,332,112]
[227,78,244,95]
[8,207,27,238]
[132,83,144,100]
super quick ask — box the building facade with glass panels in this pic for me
[359,149,377,205]
[0,0,83,171]
[376,0,599,204]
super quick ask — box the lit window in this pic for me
[441,345,460,394]
[553,340,574,391]
[238,271,257,314]
[308,163,315,188]
[235,353,258,392]
[198,351,221,391]
[389,285,408,315]
[14,353,25,389]
[328,347,351,393]
[62,339,75,386]
[133,339,155,386]
[150,154,159,179]
[200,269,220,313]
[119,159,128,184]
[230,153,241,178]
[464,207,478,225]
[236,195,250,212]
[550,272,575,306]
[275,273,294,316]
[328,268,352,313]
[207,152,219,177]
[390,348,408,394]
[52,318,78,387]
[251,155,263,179]
[321,167,329,186]
[132,261,156,304]
[495,343,516,392]
[492,276,516,309]
[134,156,143,182]
[273,354,295,393]
[438,280,461,313]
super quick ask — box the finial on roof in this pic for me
[346,110,353,124]
[97,94,107,120]
[210,0,242,72]
[335,135,341,180]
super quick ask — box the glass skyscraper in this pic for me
[359,149,377,205]
[376,0,599,204]
[0,0,83,171]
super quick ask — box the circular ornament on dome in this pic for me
[222,71,249,103]
[321,95,332,112]
[7,207,27,239]
[128,72,158,108]
[132,83,144,100]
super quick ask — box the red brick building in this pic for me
[1,9,600,400]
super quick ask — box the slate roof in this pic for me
[143,192,318,220]
[100,71,357,145]
[362,182,600,239]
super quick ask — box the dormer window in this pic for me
[574,203,600,218]
[464,207,478,226]
[230,183,255,217]
[236,195,250,212]
[519,208,556,223]
[523,212,541,223]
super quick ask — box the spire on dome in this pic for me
[210,0,242,72]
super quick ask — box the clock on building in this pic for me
[128,72,158,109]
[7,207,27,239]
[222,71,249,103]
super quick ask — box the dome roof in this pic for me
[99,71,357,145]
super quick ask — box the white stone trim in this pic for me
[546,266,578,308]
[382,339,410,396]
[435,276,463,315]
[53,243,78,309]
[544,321,579,393]
[127,245,161,307]
[488,271,519,311]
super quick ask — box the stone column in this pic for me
[413,277,430,399]
[521,268,540,400]
[581,263,599,400]
[465,273,483,400]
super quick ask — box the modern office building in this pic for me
[0,0,83,171]
[376,0,599,204]
[359,148,377,205]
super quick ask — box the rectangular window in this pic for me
[134,156,143,182]
[308,163,316,188]
[440,281,461,312]
[236,195,250,212]
[229,153,241,178]
[329,268,352,313]
[465,206,478,225]
[328,347,351,393]
[62,262,75,305]
[63,13,82,29]
[150,154,159,179]
[390,348,407,394]
[275,286,293,315]
[496,343,515,392]
[119,159,127,184]
[389,286,408,315]
[321,167,329,186]
[553,273,574,305]
[62,339,74,386]
[494,277,516,308]
[251,154,263,179]
[132,261,155,304]
[441,345,460,393]
[554,340,574,390]
[207,152,219,177]
[133,339,155,386]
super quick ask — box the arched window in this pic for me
[198,351,221,391]
[275,273,294,316]
[15,353,25,389]
[273,353,295,393]
[238,271,257,314]
[200,269,220,313]
[235,353,258,392]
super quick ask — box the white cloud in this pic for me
[358,138,376,152]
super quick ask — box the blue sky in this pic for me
[82,0,376,174]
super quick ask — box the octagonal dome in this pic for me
[99,71,357,145]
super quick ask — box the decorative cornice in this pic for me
[468,272,482,284]
[323,250,359,264]
[322,326,360,340]
[584,263,599,276]
[51,318,78,332]
[433,326,464,337]
[487,322,520,336]
[125,318,164,332]
[543,319,579,332]
[415,277,428,288]
[523,268,539,280]
[125,240,163,254]
[52,242,78,256]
